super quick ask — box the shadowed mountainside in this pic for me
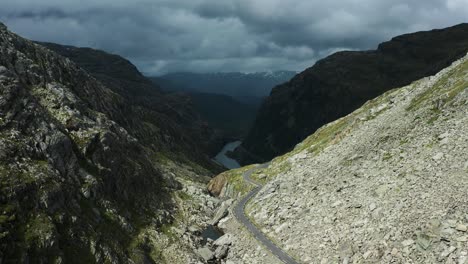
[39,42,225,166]
[151,71,294,140]
[234,23,468,164]
[0,22,225,263]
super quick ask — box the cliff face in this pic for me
[38,42,224,169]
[0,23,220,263]
[236,23,468,164]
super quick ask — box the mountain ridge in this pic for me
[153,70,296,100]
[234,23,468,164]
[38,41,225,167]
[210,51,468,263]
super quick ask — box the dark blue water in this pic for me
[201,225,223,244]
[213,141,241,169]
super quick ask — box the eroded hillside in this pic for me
[213,53,468,263]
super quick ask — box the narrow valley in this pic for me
[1,3,467,264]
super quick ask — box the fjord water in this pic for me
[214,141,242,169]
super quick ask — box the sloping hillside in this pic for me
[235,23,468,164]
[0,22,221,263]
[38,42,224,169]
[215,52,468,263]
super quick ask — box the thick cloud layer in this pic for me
[1,0,466,74]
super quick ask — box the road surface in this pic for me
[233,163,300,264]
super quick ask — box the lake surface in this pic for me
[213,141,242,169]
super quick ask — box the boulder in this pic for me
[197,247,215,262]
[211,199,234,225]
[214,234,233,247]
[215,245,229,259]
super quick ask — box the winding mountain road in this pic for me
[233,163,300,264]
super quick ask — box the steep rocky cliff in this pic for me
[38,42,224,169]
[213,52,468,263]
[235,23,468,164]
[0,22,220,263]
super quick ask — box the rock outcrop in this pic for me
[235,23,468,164]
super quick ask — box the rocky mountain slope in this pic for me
[0,22,223,263]
[38,42,224,168]
[212,52,468,263]
[235,23,468,164]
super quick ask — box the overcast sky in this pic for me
[1,0,467,75]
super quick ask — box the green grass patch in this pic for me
[407,59,468,111]
[176,191,191,201]
[24,213,55,247]
[216,165,257,196]
[382,152,392,161]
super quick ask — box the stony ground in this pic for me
[218,54,468,263]
[153,159,223,264]
[217,215,283,264]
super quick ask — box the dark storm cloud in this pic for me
[0,0,466,74]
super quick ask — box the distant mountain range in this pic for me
[188,92,261,139]
[149,71,295,139]
[151,71,296,100]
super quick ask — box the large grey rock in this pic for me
[214,234,233,247]
[197,247,215,261]
[215,245,229,259]
[211,199,233,225]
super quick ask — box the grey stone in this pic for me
[215,245,229,259]
[211,199,233,225]
[455,224,467,232]
[214,234,233,246]
[197,247,214,261]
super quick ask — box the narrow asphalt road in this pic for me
[233,163,300,264]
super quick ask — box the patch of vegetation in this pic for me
[341,159,353,167]
[218,165,257,195]
[253,161,292,184]
[128,229,166,264]
[426,106,442,125]
[24,213,55,247]
[292,115,352,157]
[151,151,171,166]
[382,152,392,161]
[425,141,435,149]
[407,59,468,111]
[160,224,177,242]
[399,138,409,145]
[176,191,191,201]
[150,149,213,182]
